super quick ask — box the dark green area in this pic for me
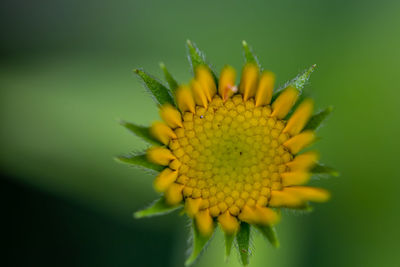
[1,176,176,267]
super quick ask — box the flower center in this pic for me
[170,95,293,217]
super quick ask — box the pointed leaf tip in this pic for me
[242,40,260,69]
[304,106,333,131]
[185,221,213,266]
[311,163,339,177]
[186,39,204,70]
[185,40,218,83]
[115,152,165,173]
[236,222,251,266]
[119,120,160,145]
[159,62,179,93]
[293,64,317,91]
[256,225,280,248]
[134,197,182,218]
[274,64,317,100]
[224,234,235,261]
[134,68,175,107]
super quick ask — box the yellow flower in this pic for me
[118,40,335,266]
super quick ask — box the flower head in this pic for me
[118,40,335,266]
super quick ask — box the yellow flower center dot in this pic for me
[171,95,293,217]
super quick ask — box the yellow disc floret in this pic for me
[173,95,289,217]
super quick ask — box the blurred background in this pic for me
[1,0,400,266]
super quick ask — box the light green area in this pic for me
[1,0,400,266]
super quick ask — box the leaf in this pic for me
[242,40,261,69]
[273,64,317,101]
[236,222,251,266]
[304,106,333,131]
[186,40,206,73]
[186,40,218,83]
[120,120,160,145]
[115,152,165,173]
[159,62,179,94]
[134,68,174,106]
[134,197,182,218]
[311,163,339,177]
[185,220,214,266]
[290,64,317,91]
[255,225,279,248]
[224,233,235,261]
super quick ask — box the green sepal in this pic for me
[242,40,261,69]
[115,152,165,173]
[290,64,317,91]
[159,62,179,94]
[224,233,235,261]
[236,222,251,266]
[134,197,182,218]
[119,120,160,145]
[185,220,214,266]
[186,40,218,83]
[311,163,339,177]
[273,64,316,101]
[304,106,333,131]
[255,225,280,248]
[134,68,175,107]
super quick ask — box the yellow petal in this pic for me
[255,71,275,107]
[283,130,316,154]
[153,168,178,192]
[185,198,202,217]
[218,211,239,235]
[195,209,214,237]
[238,205,279,226]
[239,63,259,101]
[159,104,183,128]
[176,85,196,113]
[281,172,311,186]
[146,146,176,165]
[169,159,182,170]
[255,206,280,225]
[218,65,237,101]
[165,183,184,205]
[271,87,299,119]
[191,79,208,108]
[195,65,216,101]
[269,190,305,207]
[284,186,330,202]
[150,121,177,145]
[283,99,314,135]
[286,151,319,171]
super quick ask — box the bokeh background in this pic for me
[1,0,400,266]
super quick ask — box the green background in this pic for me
[1,0,400,266]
